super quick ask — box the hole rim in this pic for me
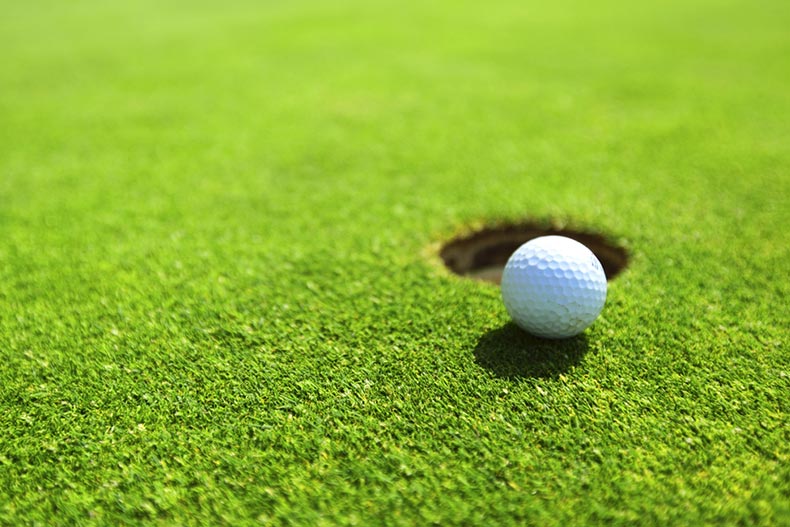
[439,221,629,285]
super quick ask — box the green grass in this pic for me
[1,0,789,524]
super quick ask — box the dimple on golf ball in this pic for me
[501,235,607,339]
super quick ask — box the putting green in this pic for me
[1,0,788,524]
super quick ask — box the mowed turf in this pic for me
[1,0,788,524]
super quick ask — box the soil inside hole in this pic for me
[440,223,628,284]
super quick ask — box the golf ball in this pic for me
[501,236,607,339]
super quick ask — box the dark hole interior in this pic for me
[440,223,629,285]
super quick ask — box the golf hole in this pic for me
[440,222,628,285]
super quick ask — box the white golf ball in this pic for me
[501,235,607,339]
